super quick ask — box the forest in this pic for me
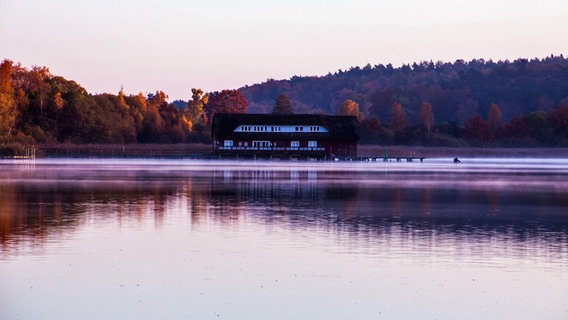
[242,55,568,147]
[1,56,568,149]
[0,59,247,146]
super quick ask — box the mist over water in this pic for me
[1,158,567,319]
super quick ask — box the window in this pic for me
[291,141,299,148]
[224,140,233,147]
[253,141,271,148]
[308,141,317,148]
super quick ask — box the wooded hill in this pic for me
[241,55,568,146]
[0,59,247,145]
[1,56,568,148]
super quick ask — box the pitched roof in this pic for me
[211,113,359,141]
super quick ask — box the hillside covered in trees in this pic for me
[0,59,248,145]
[241,56,568,146]
[1,56,568,148]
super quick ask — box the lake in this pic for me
[1,158,567,319]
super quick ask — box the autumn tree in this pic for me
[272,94,294,114]
[419,101,435,134]
[183,88,208,132]
[501,116,531,140]
[205,89,248,124]
[159,102,185,143]
[337,99,364,122]
[124,92,148,139]
[27,66,52,117]
[54,92,64,110]
[0,59,16,136]
[139,91,167,142]
[89,93,136,143]
[462,115,492,142]
[487,103,502,136]
[56,91,97,143]
[118,88,129,110]
[390,102,408,133]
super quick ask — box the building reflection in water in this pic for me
[1,167,568,264]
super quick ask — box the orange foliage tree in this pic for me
[487,103,502,136]
[205,89,248,124]
[419,101,435,134]
[0,59,16,136]
[337,99,364,122]
[390,102,408,133]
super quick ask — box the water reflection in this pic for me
[2,160,567,265]
[2,160,568,319]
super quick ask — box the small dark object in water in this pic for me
[453,157,461,163]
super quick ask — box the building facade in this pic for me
[211,113,359,159]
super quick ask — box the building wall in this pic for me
[214,138,357,158]
[211,114,359,159]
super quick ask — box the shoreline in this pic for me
[358,145,568,158]
[2,143,568,159]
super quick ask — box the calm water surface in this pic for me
[1,158,567,319]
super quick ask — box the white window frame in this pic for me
[234,125,327,133]
[253,140,271,148]
[290,141,300,148]
[308,141,317,148]
[224,140,233,147]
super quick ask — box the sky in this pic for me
[1,0,567,101]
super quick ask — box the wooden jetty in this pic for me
[356,156,425,162]
[351,146,425,162]
[338,156,425,162]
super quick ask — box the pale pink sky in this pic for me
[1,0,567,101]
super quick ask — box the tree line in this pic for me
[0,60,248,145]
[1,56,568,147]
[242,55,568,147]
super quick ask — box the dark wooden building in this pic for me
[211,113,359,159]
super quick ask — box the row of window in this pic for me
[239,126,282,132]
[291,126,322,132]
[235,125,327,133]
[223,140,317,148]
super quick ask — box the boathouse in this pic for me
[211,113,359,159]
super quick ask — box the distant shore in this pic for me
[2,143,568,159]
[358,145,568,158]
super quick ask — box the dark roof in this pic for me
[211,113,359,141]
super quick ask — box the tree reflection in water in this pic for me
[1,162,567,262]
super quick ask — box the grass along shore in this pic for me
[2,143,568,159]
